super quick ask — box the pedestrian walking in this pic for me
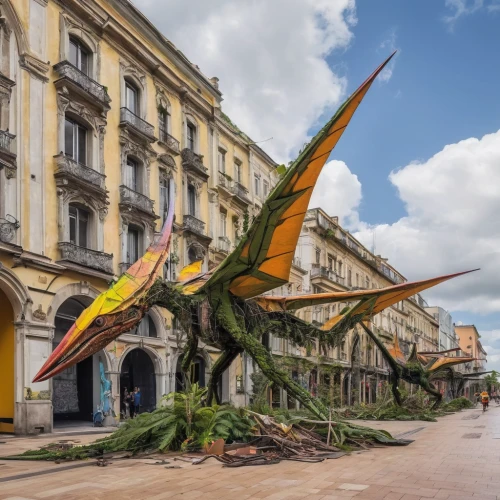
[123,387,131,419]
[134,387,141,417]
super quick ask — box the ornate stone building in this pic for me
[260,208,440,409]
[0,0,278,434]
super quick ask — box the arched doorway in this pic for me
[0,288,15,433]
[52,297,106,424]
[120,349,156,414]
[175,355,206,391]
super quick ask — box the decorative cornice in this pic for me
[19,53,50,82]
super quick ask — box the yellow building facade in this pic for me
[0,0,278,433]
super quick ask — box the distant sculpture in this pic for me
[99,361,112,415]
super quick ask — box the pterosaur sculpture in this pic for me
[359,323,476,408]
[34,53,476,423]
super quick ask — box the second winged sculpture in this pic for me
[34,53,476,420]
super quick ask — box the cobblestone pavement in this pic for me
[0,406,499,499]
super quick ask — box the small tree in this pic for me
[484,371,498,392]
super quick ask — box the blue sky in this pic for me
[136,0,500,368]
[319,0,500,225]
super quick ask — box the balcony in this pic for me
[59,242,113,275]
[217,236,231,254]
[181,148,209,179]
[0,130,16,173]
[231,182,251,206]
[53,61,111,111]
[0,214,19,244]
[183,214,206,236]
[310,266,345,286]
[119,185,155,216]
[54,154,106,196]
[158,123,180,155]
[120,107,156,143]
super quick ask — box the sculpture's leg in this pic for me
[180,333,199,387]
[214,293,329,420]
[206,347,242,405]
[423,381,442,409]
[391,375,402,406]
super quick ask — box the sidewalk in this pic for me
[0,407,499,499]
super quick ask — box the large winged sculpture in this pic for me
[34,53,476,421]
[359,323,476,408]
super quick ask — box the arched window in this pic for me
[69,203,90,248]
[135,313,157,338]
[65,117,87,165]
[188,246,198,264]
[69,37,90,75]
[187,184,196,216]
[125,79,139,115]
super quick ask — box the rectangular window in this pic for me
[159,176,170,224]
[218,148,226,173]
[347,269,352,287]
[263,180,269,198]
[127,227,139,264]
[187,185,196,216]
[254,174,260,196]
[315,248,321,264]
[64,118,87,165]
[220,210,227,237]
[235,162,242,183]
[125,83,138,114]
[356,273,359,287]
[124,158,138,192]
[327,255,333,271]
[187,123,196,151]
[69,38,89,75]
[69,205,89,248]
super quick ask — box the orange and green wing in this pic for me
[388,334,407,365]
[427,355,476,373]
[198,54,396,300]
[254,270,476,316]
[69,194,175,335]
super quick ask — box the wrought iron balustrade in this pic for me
[218,171,231,189]
[310,265,345,285]
[158,123,180,154]
[120,108,155,140]
[59,242,113,274]
[0,214,19,243]
[218,236,231,253]
[119,185,155,214]
[181,148,208,176]
[53,61,111,106]
[183,214,206,235]
[231,181,251,203]
[55,154,106,190]
[0,130,16,154]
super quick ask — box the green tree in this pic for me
[484,371,498,392]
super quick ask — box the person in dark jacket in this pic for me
[133,387,141,417]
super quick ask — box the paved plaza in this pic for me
[0,407,499,500]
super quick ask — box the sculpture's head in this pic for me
[33,302,145,383]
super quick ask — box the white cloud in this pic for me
[444,0,483,26]
[134,0,357,162]
[378,30,400,83]
[444,0,500,27]
[309,160,362,228]
[354,130,500,315]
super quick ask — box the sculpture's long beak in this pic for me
[33,323,82,382]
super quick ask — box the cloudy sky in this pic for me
[134,0,500,368]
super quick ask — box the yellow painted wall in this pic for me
[0,288,15,433]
